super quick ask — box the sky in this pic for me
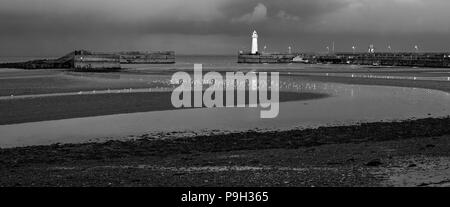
[1,0,450,56]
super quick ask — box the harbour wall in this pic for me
[0,50,176,71]
[237,51,450,68]
[119,51,175,64]
[73,51,121,71]
[309,53,450,68]
[238,53,296,63]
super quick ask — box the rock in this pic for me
[327,162,342,165]
[408,163,417,168]
[365,159,383,167]
[250,159,260,165]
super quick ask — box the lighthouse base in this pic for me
[238,53,296,64]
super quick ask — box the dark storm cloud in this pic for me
[132,0,349,37]
[221,0,348,21]
[1,0,450,55]
[0,0,350,36]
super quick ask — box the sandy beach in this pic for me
[0,117,449,186]
[0,67,449,186]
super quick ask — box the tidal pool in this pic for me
[1,80,450,148]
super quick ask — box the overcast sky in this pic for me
[1,0,450,56]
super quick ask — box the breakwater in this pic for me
[73,50,121,71]
[237,51,450,68]
[119,51,175,64]
[238,53,296,63]
[0,50,176,71]
[309,52,450,68]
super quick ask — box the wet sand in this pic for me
[0,72,170,96]
[0,117,449,186]
[1,68,450,186]
[0,91,327,125]
[0,71,329,124]
[295,74,450,93]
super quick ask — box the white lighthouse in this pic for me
[251,30,258,54]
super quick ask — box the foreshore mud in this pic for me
[0,117,449,186]
[1,68,449,186]
[0,91,327,125]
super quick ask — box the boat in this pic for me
[292,56,310,63]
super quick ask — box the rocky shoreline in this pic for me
[1,116,449,186]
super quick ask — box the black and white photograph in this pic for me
[1,0,450,192]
